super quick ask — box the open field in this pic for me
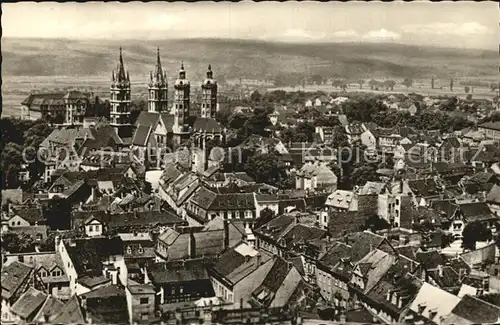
[2,38,498,117]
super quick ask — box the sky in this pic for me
[2,1,498,50]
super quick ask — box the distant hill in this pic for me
[2,37,497,82]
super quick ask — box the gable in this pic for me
[9,215,30,225]
[155,119,167,136]
[50,265,62,274]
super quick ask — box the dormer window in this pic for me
[127,246,132,255]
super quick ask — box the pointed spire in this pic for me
[154,47,164,83]
[127,71,130,81]
[207,64,213,79]
[150,71,153,82]
[179,62,186,79]
[112,70,115,82]
[117,47,127,82]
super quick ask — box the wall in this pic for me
[58,240,79,295]
[461,242,496,267]
[125,286,156,324]
[85,220,103,237]
[8,215,30,228]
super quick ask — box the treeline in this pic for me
[342,98,473,132]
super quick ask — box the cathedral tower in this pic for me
[201,65,218,119]
[110,47,131,137]
[148,48,168,113]
[172,63,191,146]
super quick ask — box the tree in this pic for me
[402,78,413,89]
[255,208,275,228]
[44,197,72,230]
[314,115,340,127]
[311,74,323,86]
[243,107,270,137]
[1,232,35,253]
[330,126,349,148]
[362,215,390,232]
[368,79,378,90]
[465,86,470,94]
[1,142,23,189]
[245,152,287,187]
[357,80,365,89]
[462,221,492,251]
[250,90,262,102]
[295,122,315,143]
[383,80,396,91]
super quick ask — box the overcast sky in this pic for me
[2,2,498,50]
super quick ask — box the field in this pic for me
[2,37,498,117]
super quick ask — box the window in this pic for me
[235,211,240,219]
[171,287,175,295]
[140,298,149,305]
[179,286,184,294]
[89,225,94,232]
[127,246,132,255]
[40,270,46,277]
[95,225,100,232]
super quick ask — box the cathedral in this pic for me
[110,48,224,151]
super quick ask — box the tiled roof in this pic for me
[407,178,440,197]
[192,117,222,133]
[12,206,44,224]
[82,284,126,299]
[149,261,209,284]
[134,111,161,128]
[190,186,218,210]
[77,275,111,289]
[212,249,248,277]
[32,296,64,323]
[349,231,387,262]
[410,282,461,323]
[458,202,494,222]
[132,124,153,146]
[10,287,48,319]
[1,261,32,300]
[445,294,500,325]
[51,295,86,323]
[327,211,366,238]
[356,249,396,293]
[487,184,500,204]
[210,193,255,210]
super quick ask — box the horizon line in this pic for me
[2,36,496,52]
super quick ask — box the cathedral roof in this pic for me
[192,117,222,133]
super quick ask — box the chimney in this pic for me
[189,228,196,259]
[223,219,229,250]
[255,254,262,270]
[459,268,466,282]
[344,234,349,245]
[438,264,443,277]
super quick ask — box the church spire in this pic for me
[117,47,127,82]
[207,64,213,79]
[154,47,164,81]
[179,62,185,79]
